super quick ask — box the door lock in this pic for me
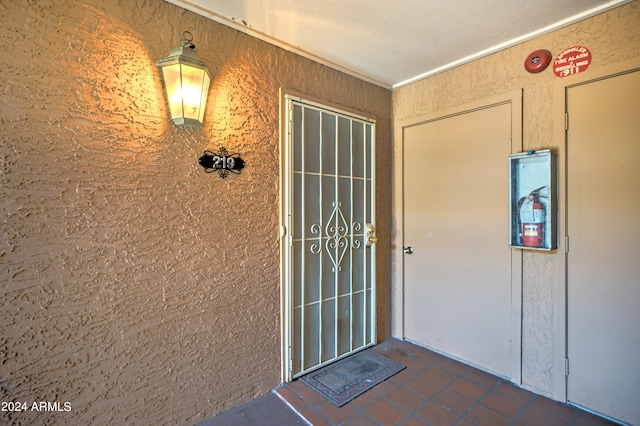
[403,246,414,255]
[366,224,378,246]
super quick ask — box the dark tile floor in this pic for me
[204,338,618,426]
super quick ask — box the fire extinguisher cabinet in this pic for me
[509,149,558,250]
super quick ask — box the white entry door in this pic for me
[566,69,640,425]
[403,94,521,380]
[282,96,376,380]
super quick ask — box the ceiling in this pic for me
[165,0,631,89]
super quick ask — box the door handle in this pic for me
[366,224,377,246]
[403,246,414,255]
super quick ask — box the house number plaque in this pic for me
[198,146,245,178]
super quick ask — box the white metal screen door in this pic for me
[283,96,376,380]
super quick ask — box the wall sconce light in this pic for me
[156,31,211,127]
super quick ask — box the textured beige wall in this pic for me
[0,1,391,425]
[392,0,640,400]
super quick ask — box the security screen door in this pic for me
[283,96,376,380]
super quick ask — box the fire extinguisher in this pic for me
[518,187,546,248]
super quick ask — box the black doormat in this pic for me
[300,349,405,407]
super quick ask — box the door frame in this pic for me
[279,89,377,382]
[563,67,640,423]
[391,89,524,384]
[553,57,640,403]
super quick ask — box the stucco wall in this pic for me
[392,0,640,400]
[0,1,391,425]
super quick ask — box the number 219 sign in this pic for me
[198,147,245,178]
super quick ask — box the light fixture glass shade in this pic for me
[156,33,211,127]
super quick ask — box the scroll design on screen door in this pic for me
[309,202,361,272]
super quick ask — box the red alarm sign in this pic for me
[553,46,592,78]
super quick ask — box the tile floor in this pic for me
[271,338,618,426]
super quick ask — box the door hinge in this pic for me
[565,358,570,376]
[281,226,287,238]
[565,235,569,253]
[565,112,569,131]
